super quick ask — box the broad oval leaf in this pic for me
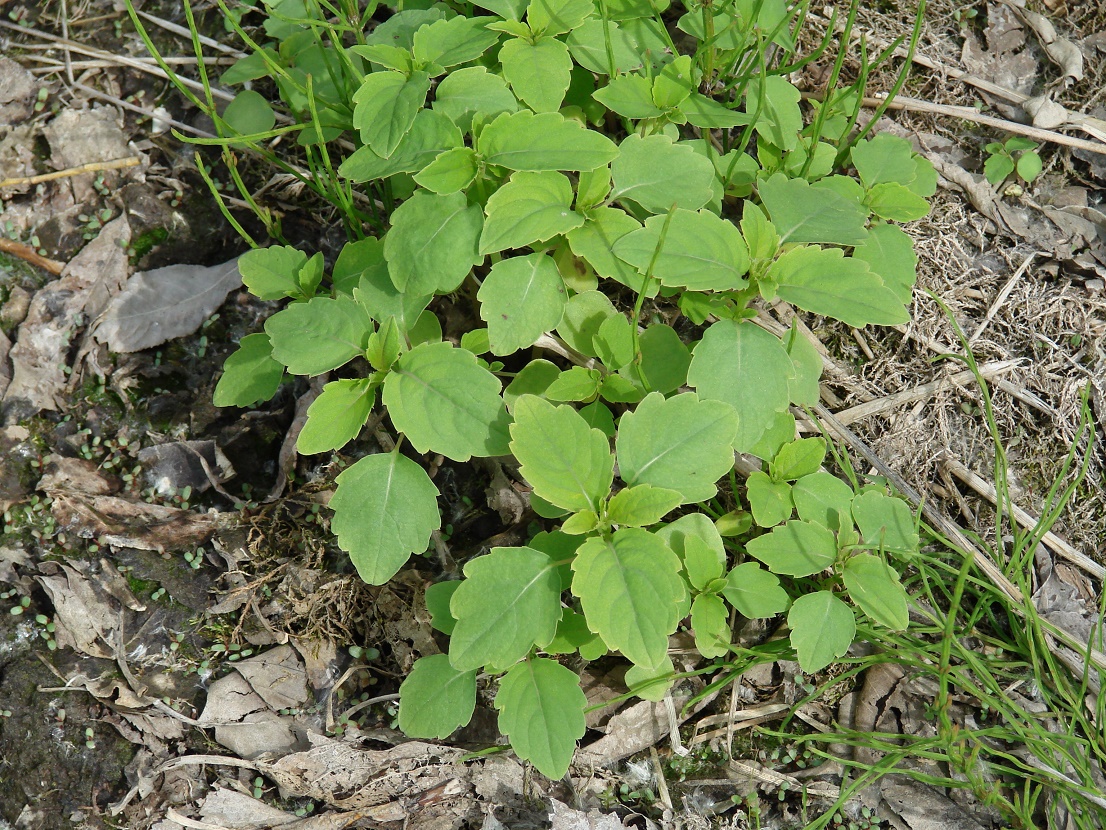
[770,437,826,482]
[413,146,480,194]
[433,66,519,132]
[384,190,484,296]
[686,320,793,454]
[746,471,793,528]
[412,15,500,68]
[745,519,836,577]
[722,562,790,619]
[479,171,584,255]
[479,252,567,355]
[566,208,650,294]
[792,471,854,530]
[787,590,855,673]
[352,69,431,156]
[691,593,731,658]
[398,654,476,738]
[499,36,571,112]
[383,341,512,461]
[655,513,725,593]
[851,490,918,552]
[494,658,587,780]
[509,395,613,512]
[330,452,440,585]
[339,109,462,182]
[449,547,563,671]
[606,483,683,527]
[265,295,374,376]
[616,391,738,504]
[239,245,307,300]
[637,324,691,393]
[571,528,686,669]
[758,172,869,246]
[842,553,909,631]
[610,134,715,213]
[852,222,917,305]
[478,110,618,172]
[213,333,284,407]
[297,378,376,455]
[613,208,749,291]
[555,289,617,357]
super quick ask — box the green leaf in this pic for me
[624,655,674,701]
[787,591,855,673]
[223,89,275,137]
[592,73,664,118]
[545,366,602,402]
[616,391,738,504]
[722,563,789,619]
[384,191,484,295]
[413,147,480,194]
[479,253,567,355]
[748,410,796,463]
[679,93,749,128]
[687,320,793,454]
[842,554,909,630]
[383,342,511,461]
[746,471,793,528]
[984,153,1015,185]
[867,182,930,222]
[339,109,462,181]
[769,246,908,327]
[655,513,725,591]
[782,324,821,406]
[571,528,686,669]
[399,654,476,738]
[412,15,500,68]
[851,490,918,552]
[740,202,779,263]
[425,581,460,634]
[297,378,376,454]
[351,44,414,72]
[566,209,650,294]
[266,295,374,376]
[331,452,440,585]
[561,508,600,534]
[221,49,278,85]
[510,395,613,511]
[576,168,611,210]
[637,324,690,394]
[555,289,617,356]
[651,54,695,109]
[567,20,642,74]
[610,134,715,213]
[459,328,491,356]
[851,223,916,305]
[478,110,617,172]
[352,69,431,156]
[747,76,802,152]
[546,608,604,655]
[473,0,528,20]
[607,484,683,527]
[600,372,645,404]
[479,171,584,254]
[849,134,918,189]
[691,593,730,658]
[792,471,854,530]
[494,658,587,780]
[504,358,560,409]
[770,437,826,481]
[613,208,749,291]
[213,333,284,407]
[758,172,869,245]
[579,400,615,437]
[499,36,571,113]
[433,66,519,132]
[593,313,634,371]
[1016,150,1042,182]
[449,547,563,671]
[745,520,836,577]
[365,8,446,49]
[528,0,595,35]
[239,245,308,300]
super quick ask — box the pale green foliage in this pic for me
[200,0,935,779]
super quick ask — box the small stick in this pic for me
[26,55,238,72]
[60,0,73,86]
[71,81,216,138]
[830,359,1021,426]
[137,9,247,57]
[970,251,1037,345]
[941,454,1104,580]
[0,238,65,275]
[0,156,141,189]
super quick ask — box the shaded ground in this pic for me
[0,0,1104,828]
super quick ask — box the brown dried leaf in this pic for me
[49,491,221,552]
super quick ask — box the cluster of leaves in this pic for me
[168,0,934,780]
[983,135,1043,188]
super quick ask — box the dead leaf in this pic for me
[232,645,310,711]
[38,453,121,495]
[880,779,992,830]
[49,491,222,552]
[0,56,36,126]
[1012,4,1084,83]
[136,440,235,496]
[2,215,130,417]
[35,560,130,658]
[93,258,242,353]
[199,670,300,759]
[550,799,626,830]
[1023,94,1069,129]
[200,787,299,829]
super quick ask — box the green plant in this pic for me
[132,0,933,783]
[984,136,1042,187]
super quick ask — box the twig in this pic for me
[137,9,247,57]
[829,360,1021,426]
[0,238,65,275]
[71,81,216,138]
[970,252,1037,345]
[26,55,238,72]
[0,156,141,189]
[941,454,1104,580]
